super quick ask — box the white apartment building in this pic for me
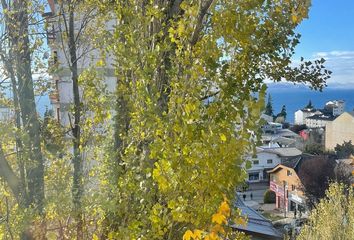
[295,100,345,127]
[247,147,302,182]
[325,100,345,116]
[45,0,116,126]
[305,114,336,128]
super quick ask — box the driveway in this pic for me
[238,182,269,208]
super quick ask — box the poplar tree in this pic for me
[298,183,354,240]
[0,0,46,238]
[90,0,331,238]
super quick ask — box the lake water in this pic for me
[267,84,354,123]
[36,84,354,123]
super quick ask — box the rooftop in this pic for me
[262,129,299,140]
[260,147,302,157]
[306,114,337,121]
[299,108,317,113]
[268,153,315,175]
[231,196,283,239]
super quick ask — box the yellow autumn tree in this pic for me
[88,0,330,239]
[297,182,354,240]
[0,0,331,239]
[183,198,249,240]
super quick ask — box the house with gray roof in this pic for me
[232,196,283,239]
[246,147,302,183]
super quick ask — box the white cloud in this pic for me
[309,51,354,88]
[314,52,329,58]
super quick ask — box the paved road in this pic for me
[237,182,269,208]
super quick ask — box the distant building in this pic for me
[299,129,309,141]
[261,122,283,134]
[262,128,300,146]
[267,154,313,213]
[325,112,354,150]
[247,147,302,183]
[305,114,336,128]
[325,100,345,116]
[294,108,320,125]
[0,105,12,122]
[261,113,274,123]
[294,100,344,128]
[44,0,116,126]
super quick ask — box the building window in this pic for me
[249,172,259,181]
[253,160,259,165]
[292,185,296,191]
[267,159,273,164]
[287,170,292,176]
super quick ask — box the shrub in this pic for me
[263,190,276,203]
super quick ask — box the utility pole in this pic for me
[283,181,287,218]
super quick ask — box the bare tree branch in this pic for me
[0,144,21,202]
[190,0,214,46]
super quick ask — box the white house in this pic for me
[294,108,320,125]
[246,147,302,182]
[261,122,283,134]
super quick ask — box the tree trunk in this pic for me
[67,3,83,239]
[11,0,45,215]
[2,53,28,206]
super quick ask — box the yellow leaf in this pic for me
[193,229,203,239]
[177,22,185,36]
[211,224,225,234]
[220,134,227,142]
[92,234,99,240]
[291,15,298,24]
[183,230,194,240]
[212,213,226,225]
[235,217,247,226]
[218,201,230,217]
[206,232,219,240]
[96,59,105,67]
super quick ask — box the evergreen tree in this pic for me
[305,100,314,109]
[279,105,287,120]
[265,94,274,116]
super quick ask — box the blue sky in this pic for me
[293,0,354,87]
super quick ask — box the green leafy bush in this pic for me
[263,190,276,203]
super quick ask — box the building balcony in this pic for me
[49,91,60,103]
